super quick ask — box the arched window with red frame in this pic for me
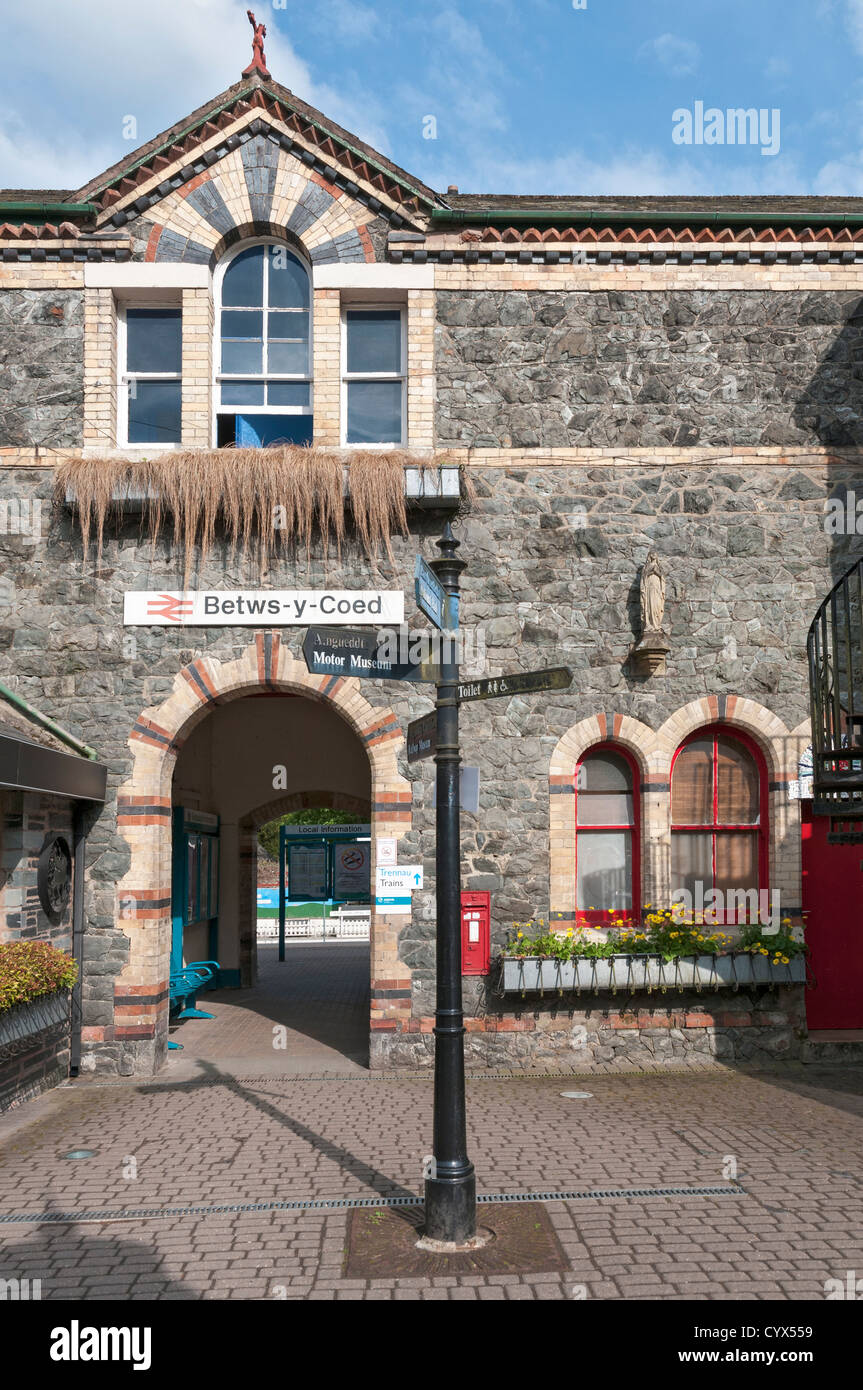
[575,744,640,926]
[670,725,768,924]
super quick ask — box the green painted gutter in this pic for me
[432,207,863,228]
[0,201,98,219]
[0,683,99,761]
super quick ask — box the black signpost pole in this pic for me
[424,523,476,1244]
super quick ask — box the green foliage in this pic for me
[737,920,806,962]
[257,808,362,861]
[0,941,77,1014]
[502,907,804,963]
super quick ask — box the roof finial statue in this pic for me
[243,9,271,79]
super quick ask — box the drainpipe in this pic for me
[0,681,99,760]
[68,803,87,1077]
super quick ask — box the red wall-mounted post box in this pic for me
[461,891,490,975]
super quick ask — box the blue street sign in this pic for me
[415,555,458,631]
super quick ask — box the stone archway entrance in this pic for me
[110,634,412,1075]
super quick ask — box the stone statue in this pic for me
[640,551,666,634]
[633,551,671,676]
[243,10,271,78]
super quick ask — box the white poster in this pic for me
[124,590,404,626]
[287,843,328,901]
[332,841,371,899]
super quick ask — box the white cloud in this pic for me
[0,0,393,189]
[312,0,385,43]
[765,56,792,82]
[846,0,863,53]
[815,152,863,193]
[638,33,701,78]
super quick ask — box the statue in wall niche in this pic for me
[640,551,666,634]
[633,551,671,677]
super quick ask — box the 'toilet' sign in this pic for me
[124,591,405,627]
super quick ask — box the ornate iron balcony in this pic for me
[808,555,863,816]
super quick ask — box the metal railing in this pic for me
[808,555,863,815]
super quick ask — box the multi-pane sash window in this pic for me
[122,308,182,445]
[671,729,765,922]
[217,243,312,444]
[343,308,405,445]
[575,748,639,922]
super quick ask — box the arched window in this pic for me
[671,726,767,923]
[575,745,640,924]
[215,241,312,447]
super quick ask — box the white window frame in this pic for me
[212,238,314,443]
[117,301,183,449]
[341,302,407,449]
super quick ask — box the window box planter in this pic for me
[0,989,70,1060]
[499,953,806,995]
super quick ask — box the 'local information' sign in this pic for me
[124,591,404,627]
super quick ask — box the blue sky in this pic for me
[2,0,863,197]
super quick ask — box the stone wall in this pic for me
[372,985,806,1072]
[0,290,84,448]
[0,791,74,949]
[0,445,860,1069]
[435,290,863,449]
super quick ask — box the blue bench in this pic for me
[168,960,220,1050]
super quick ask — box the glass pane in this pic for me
[128,380,182,444]
[577,751,631,794]
[222,310,263,338]
[268,247,309,308]
[672,740,713,824]
[671,831,712,901]
[199,839,211,920]
[267,340,309,375]
[222,341,263,374]
[346,380,403,444]
[578,791,634,826]
[126,309,181,374]
[221,380,265,406]
[209,840,219,917]
[235,414,314,447]
[267,382,311,408]
[715,833,759,900]
[222,246,264,306]
[186,835,199,924]
[347,310,402,374]
[268,310,309,340]
[717,738,760,825]
[576,831,632,911]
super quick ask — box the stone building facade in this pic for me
[1,70,861,1078]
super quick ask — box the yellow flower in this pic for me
[517,931,524,939]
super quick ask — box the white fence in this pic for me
[257,907,370,942]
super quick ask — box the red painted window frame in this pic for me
[574,742,641,927]
[670,723,769,924]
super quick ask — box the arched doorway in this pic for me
[111,635,412,1075]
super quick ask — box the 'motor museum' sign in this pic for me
[124,591,405,626]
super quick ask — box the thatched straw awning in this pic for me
[56,448,463,578]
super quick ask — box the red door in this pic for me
[801,802,863,1028]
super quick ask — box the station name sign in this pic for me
[124,591,404,627]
